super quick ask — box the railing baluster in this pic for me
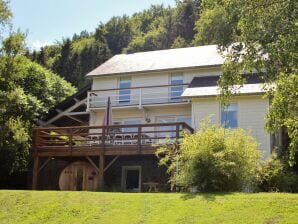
[138,88,142,109]
[87,91,90,111]
[69,128,73,151]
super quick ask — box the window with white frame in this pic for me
[221,103,238,128]
[177,117,192,127]
[119,77,131,104]
[170,74,183,100]
[123,119,142,133]
[157,116,191,138]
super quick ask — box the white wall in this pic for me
[192,95,270,158]
[91,66,222,91]
[90,68,270,158]
[90,67,222,108]
[90,104,191,126]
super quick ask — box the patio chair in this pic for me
[114,134,123,145]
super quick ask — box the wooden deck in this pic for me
[31,122,194,189]
[33,122,193,157]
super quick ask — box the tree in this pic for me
[0,0,11,34]
[37,47,46,66]
[0,32,76,187]
[171,36,188,48]
[173,0,201,43]
[52,38,72,82]
[193,6,233,45]
[104,15,132,54]
[156,121,260,192]
[196,0,297,164]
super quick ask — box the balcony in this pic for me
[87,84,189,110]
[33,122,194,157]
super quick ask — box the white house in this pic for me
[33,45,273,191]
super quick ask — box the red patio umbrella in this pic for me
[102,96,112,126]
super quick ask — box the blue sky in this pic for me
[10,0,176,50]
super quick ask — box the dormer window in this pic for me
[119,77,131,104]
[170,74,183,100]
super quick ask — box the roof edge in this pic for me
[86,64,223,78]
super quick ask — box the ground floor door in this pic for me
[75,166,84,191]
[59,161,99,191]
[122,166,141,192]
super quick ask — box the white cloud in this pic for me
[31,40,52,51]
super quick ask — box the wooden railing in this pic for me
[33,122,194,155]
[87,84,189,109]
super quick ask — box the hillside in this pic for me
[0,191,297,224]
[29,1,202,88]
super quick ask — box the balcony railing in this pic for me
[87,84,189,109]
[33,122,194,155]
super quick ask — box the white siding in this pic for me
[91,67,222,91]
[90,104,191,126]
[238,96,270,158]
[192,96,270,158]
[192,98,220,129]
[90,67,222,107]
[92,76,117,90]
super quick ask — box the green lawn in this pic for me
[0,191,297,224]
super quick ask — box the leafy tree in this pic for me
[36,47,46,66]
[104,15,132,54]
[173,0,201,43]
[157,121,261,192]
[124,27,166,53]
[257,153,298,192]
[130,5,167,35]
[0,0,11,33]
[171,36,188,48]
[193,6,232,45]
[195,0,297,164]
[0,31,76,186]
[52,38,72,82]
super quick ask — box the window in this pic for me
[177,117,192,127]
[170,74,183,100]
[157,116,192,138]
[221,103,238,128]
[157,117,176,138]
[119,77,131,104]
[123,119,142,133]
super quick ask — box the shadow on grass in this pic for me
[180,192,235,201]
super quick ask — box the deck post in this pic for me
[32,156,39,190]
[176,123,180,142]
[138,126,142,152]
[98,153,105,189]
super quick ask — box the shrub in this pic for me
[257,154,298,192]
[157,121,261,192]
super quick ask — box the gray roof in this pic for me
[86,45,224,77]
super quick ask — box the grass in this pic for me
[0,191,297,224]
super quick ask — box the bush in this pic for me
[157,121,261,192]
[257,154,298,192]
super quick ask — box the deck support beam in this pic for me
[38,157,51,173]
[32,156,39,190]
[104,155,120,172]
[98,153,105,189]
[86,156,100,173]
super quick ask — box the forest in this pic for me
[29,0,203,89]
[0,0,297,188]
